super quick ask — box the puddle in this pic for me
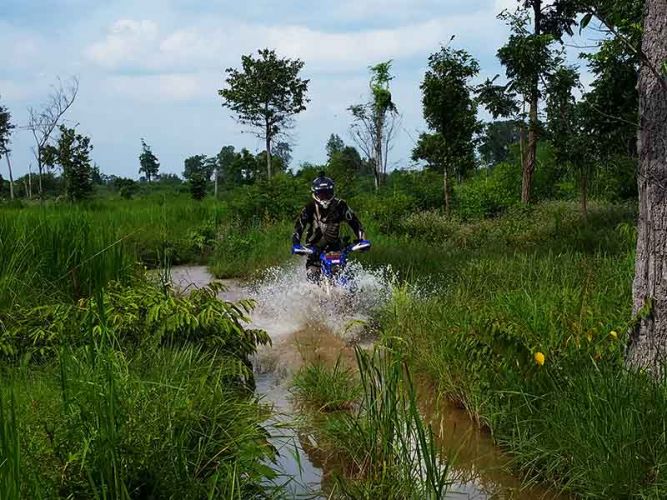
[168,264,566,499]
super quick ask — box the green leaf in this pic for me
[579,12,593,33]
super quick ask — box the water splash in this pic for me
[238,259,393,376]
[247,260,394,338]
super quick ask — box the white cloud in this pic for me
[105,72,208,101]
[85,19,159,68]
[85,13,502,74]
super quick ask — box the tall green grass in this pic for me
[372,202,665,497]
[292,347,450,499]
[209,220,292,278]
[0,389,21,499]
[0,196,234,308]
[0,275,278,498]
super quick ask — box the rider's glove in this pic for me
[292,244,304,255]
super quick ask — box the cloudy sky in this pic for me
[0,0,587,179]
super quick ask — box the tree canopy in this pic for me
[139,139,160,182]
[42,125,94,201]
[219,49,309,179]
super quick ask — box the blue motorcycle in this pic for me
[292,240,371,290]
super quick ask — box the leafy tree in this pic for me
[326,134,345,159]
[478,2,577,203]
[544,65,594,213]
[273,141,292,169]
[626,0,667,375]
[0,97,16,199]
[157,173,182,186]
[183,155,212,201]
[113,177,139,199]
[413,47,480,214]
[255,151,286,176]
[216,145,237,190]
[230,149,261,186]
[139,139,160,182]
[26,76,78,197]
[91,164,103,185]
[219,49,310,179]
[576,0,643,174]
[349,61,399,190]
[42,125,94,201]
[479,120,522,166]
[328,145,365,192]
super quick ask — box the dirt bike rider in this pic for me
[292,172,366,280]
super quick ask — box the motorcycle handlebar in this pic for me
[292,240,371,256]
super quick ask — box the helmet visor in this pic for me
[314,188,334,202]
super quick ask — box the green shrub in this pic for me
[453,162,520,219]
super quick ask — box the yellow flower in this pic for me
[534,351,545,366]
[610,330,618,339]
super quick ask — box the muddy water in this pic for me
[169,265,564,499]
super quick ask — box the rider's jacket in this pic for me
[292,198,365,249]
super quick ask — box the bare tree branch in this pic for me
[25,76,79,197]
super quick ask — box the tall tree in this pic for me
[139,139,160,182]
[0,98,16,199]
[326,133,345,159]
[216,145,236,191]
[41,125,94,201]
[575,0,644,203]
[219,49,310,179]
[328,145,365,191]
[544,64,594,214]
[27,76,78,197]
[349,61,399,190]
[183,155,215,201]
[479,120,522,166]
[479,2,576,203]
[626,0,667,375]
[273,141,292,169]
[413,47,480,214]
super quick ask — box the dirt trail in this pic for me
[169,264,565,499]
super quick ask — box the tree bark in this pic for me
[37,161,43,198]
[522,1,541,204]
[626,0,667,376]
[265,120,272,179]
[5,153,14,200]
[374,111,384,191]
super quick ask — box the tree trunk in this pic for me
[522,1,541,204]
[214,167,218,198]
[374,112,384,191]
[28,166,32,198]
[265,122,272,180]
[443,166,450,216]
[37,156,43,197]
[626,0,667,376]
[519,120,526,168]
[5,153,14,200]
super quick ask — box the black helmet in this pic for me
[311,172,335,208]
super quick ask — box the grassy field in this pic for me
[368,202,659,498]
[0,197,283,498]
[1,195,656,498]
